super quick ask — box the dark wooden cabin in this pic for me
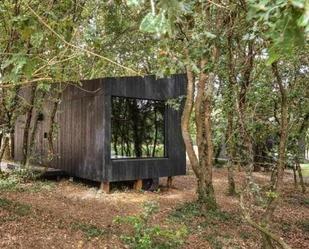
[14,75,186,190]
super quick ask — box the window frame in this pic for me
[110,95,168,160]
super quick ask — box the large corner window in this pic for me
[111,96,166,159]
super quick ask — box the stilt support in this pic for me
[100,181,110,194]
[167,176,173,189]
[134,179,143,191]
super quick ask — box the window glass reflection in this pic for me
[111,96,166,159]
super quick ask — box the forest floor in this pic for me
[0,166,308,249]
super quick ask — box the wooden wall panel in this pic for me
[103,74,187,182]
[15,75,186,183]
[53,80,104,181]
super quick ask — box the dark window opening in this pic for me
[37,112,44,121]
[111,96,166,159]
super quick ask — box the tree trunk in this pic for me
[292,164,298,189]
[182,63,215,207]
[296,125,308,194]
[47,91,61,156]
[181,45,217,209]
[261,62,289,249]
[236,94,255,178]
[203,71,217,209]
[214,143,221,165]
[181,65,200,191]
[236,40,255,178]
[9,131,14,160]
[253,144,262,172]
[225,21,237,195]
[22,85,37,166]
[131,100,142,157]
[27,113,40,165]
[226,106,237,195]
[0,133,3,153]
[296,163,306,193]
[0,136,9,165]
[152,109,158,157]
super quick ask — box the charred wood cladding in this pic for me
[14,75,187,182]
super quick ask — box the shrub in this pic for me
[0,174,20,192]
[170,201,234,225]
[170,202,201,221]
[205,234,223,249]
[71,222,105,239]
[114,201,187,249]
[29,181,55,192]
[0,197,31,216]
[297,219,309,232]
[13,168,40,181]
[0,168,51,192]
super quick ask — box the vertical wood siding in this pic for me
[14,75,186,182]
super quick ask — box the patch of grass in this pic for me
[170,202,235,225]
[214,159,227,169]
[202,210,237,228]
[169,202,240,248]
[71,222,105,239]
[205,234,223,249]
[114,201,187,249]
[302,198,309,206]
[281,221,292,232]
[29,180,55,192]
[13,168,40,181]
[300,164,309,177]
[0,169,54,193]
[0,197,31,216]
[0,173,21,192]
[287,195,309,207]
[0,214,19,222]
[170,202,201,221]
[297,219,309,233]
[239,230,251,240]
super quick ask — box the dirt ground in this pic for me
[0,168,308,249]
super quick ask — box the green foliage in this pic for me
[140,12,170,35]
[239,230,252,240]
[202,209,234,224]
[281,221,292,232]
[114,201,187,249]
[205,234,223,249]
[301,164,309,177]
[214,159,227,168]
[13,168,40,181]
[170,202,201,221]
[297,219,309,232]
[0,2,307,248]
[127,0,145,7]
[170,202,234,226]
[302,198,309,206]
[0,197,32,216]
[165,96,185,110]
[71,222,105,239]
[265,190,279,200]
[0,171,22,192]
[29,180,55,193]
[111,97,165,158]
[170,202,239,249]
[0,169,54,192]
[248,0,309,63]
[137,0,193,36]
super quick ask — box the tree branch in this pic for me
[24,3,142,76]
